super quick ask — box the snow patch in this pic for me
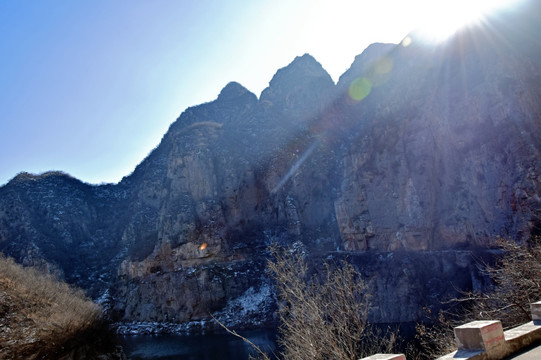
[113,282,275,335]
[213,282,274,328]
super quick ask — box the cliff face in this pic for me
[1,2,540,327]
[333,35,541,251]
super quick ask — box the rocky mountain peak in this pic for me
[217,81,256,102]
[288,53,330,76]
[260,53,335,116]
[263,53,333,92]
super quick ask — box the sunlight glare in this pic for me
[413,0,520,43]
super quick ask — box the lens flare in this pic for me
[374,57,393,75]
[348,77,372,102]
[272,140,319,194]
[401,36,412,47]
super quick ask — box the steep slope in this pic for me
[0,0,540,328]
[332,34,541,251]
[0,172,125,295]
[112,56,341,324]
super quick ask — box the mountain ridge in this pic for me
[1,0,540,329]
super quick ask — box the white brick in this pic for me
[454,320,504,352]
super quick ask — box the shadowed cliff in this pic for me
[1,0,540,328]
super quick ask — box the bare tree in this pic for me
[412,231,541,359]
[464,235,541,327]
[215,243,397,360]
[266,244,395,360]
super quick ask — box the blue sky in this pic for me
[0,0,515,185]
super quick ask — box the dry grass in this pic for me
[0,253,102,359]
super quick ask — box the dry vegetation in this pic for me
[466,236,541,326]
[252,234,541,360]
[228,244,397,360]
[0,254,102,359]
[412,234,541,359]
[268,245,373,360]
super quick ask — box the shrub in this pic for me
[0,253,102,359]
[217,244,397,360]
[467,236,541,327]
[267,244,373,360]
[412,234,541,359]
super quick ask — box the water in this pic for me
[118,329,277,360]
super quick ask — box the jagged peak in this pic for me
[217,81,256,101]
[260,53,334,103]
[291,53,321,68]
[270,53,331,84]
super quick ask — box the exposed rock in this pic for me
[0,1,540,329]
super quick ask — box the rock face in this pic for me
[1,1,541,328]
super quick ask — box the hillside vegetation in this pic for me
[413,233,541,359]
[0,254,102,359]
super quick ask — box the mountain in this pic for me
[1,1,540,330]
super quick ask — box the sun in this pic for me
[411,0,521,43]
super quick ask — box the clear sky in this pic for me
[0,0,518,185]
